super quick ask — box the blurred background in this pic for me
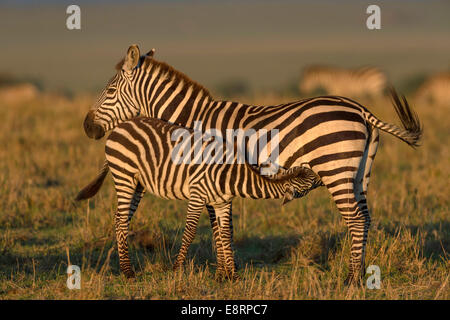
[1,0,449,97]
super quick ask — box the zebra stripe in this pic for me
[299,65,387,98]
[83,45,422,283]
[77,117,323,279]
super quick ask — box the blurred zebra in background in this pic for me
[415,72,450,106]
[76,117,323,280]
[299,65,387,98]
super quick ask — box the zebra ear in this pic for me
[146,48,155,58]
[123,44,141,72]
[282,185,294,206]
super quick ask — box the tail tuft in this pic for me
[389,87,423,148]
[75,160,109,201]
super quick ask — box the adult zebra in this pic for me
[76,117,323,279]
[299,65,387,98]
[83,45,422,283]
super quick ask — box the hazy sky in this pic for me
[1,0,449,93]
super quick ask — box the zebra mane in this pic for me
[147,58,213,98]
[115,55,213,99]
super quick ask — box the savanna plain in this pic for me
[0,92,448,299]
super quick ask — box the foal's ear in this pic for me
[145,48,155,58]
[123,44,141,72]
[282,185,295,206]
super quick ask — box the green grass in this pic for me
[0,93,448,299]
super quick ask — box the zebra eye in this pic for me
[106,88,116,95]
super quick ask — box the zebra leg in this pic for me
[330,181,371,285]
[207,204,238,276]
[353,126,379,279]
[347,140,374,284]
[206,205,226,277]
[228,203,238,271]
[173,197,205,270]
[341,126,378,284]
[361,127,379,198]
[213,202,240,281]
[114,182,145,278]
[346,195,371,285]
[318,140,372,284]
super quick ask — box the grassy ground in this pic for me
[0,93,448,299]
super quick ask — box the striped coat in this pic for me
[76,117,323,279]
[82,45,422,283]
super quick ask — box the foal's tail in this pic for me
[75,160,109,201]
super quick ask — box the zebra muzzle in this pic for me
[84,110,105,140]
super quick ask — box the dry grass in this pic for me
[0,93,448,299]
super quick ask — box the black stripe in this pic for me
[278,110,365,151]
[318,166,358,177]
[309,151,364,167]
[285,131,366,167]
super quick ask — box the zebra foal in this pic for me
[76,117,323,279]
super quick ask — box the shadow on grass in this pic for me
[2,220,446,283]
[214,230,347,272]
[382,220,449,262]
[0,224,346,281]
[234,234,301,266]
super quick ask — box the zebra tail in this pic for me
[75,160,109,201]
[364,87,423,148]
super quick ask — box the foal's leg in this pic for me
[114,182,145,278]
[213,202,239,281]
[206,205,226,276]
[173,197,205,270]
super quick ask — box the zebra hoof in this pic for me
[215,270,240,282]
[214,270,227,282]
[231,273,241,281]
[173,262,184,272]
[344,272,363,286]
[123,269,136,279]
[214,272,224,282]
[344,274,354,286]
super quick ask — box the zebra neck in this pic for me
[246,167,287,199]
[140,63,213,122]
[142,84,209,121]
[137,60,263,129]
[139,81,252,129]
[181,99,256,131]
